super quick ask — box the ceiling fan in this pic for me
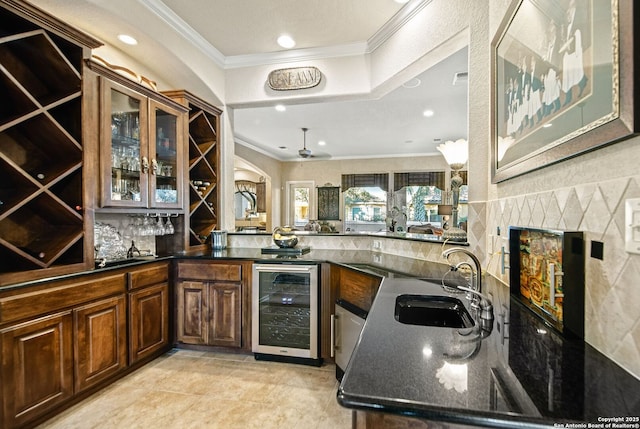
[297,127,330,160]
[298,127,313,158]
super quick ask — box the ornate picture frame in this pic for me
[491,0,638,182]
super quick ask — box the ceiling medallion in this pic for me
[268,66,322,91]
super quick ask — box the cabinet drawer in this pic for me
[178,262,242,281]
[0,274,127,325]
[129,262,169,290]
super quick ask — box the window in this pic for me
[342,173,388,232]
[393,172,447,229]
[340,171,468,233]
[286,181,315,228]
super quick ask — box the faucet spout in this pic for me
[442,248,482,295]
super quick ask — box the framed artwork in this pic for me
[491,0,638,182]
[317,186,340,221]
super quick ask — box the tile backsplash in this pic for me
[484,176,640,380]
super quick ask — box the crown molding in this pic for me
[137,0,226,67]
[224,42,369,69]
[368,0,432,52]
[139,0,430,69]
[235,136,288,161]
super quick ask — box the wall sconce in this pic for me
[437,139,468,242]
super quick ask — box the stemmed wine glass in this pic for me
[155,216,165,236]
[165,216,175,235]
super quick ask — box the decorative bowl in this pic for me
[273,226,298,248]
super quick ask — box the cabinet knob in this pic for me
[141,156,149,174]
[151,158,158,175]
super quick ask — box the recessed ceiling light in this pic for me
[318,140,326,146]
[403,78,421,88]
[275,104,286,112]
[423,110,435,117]
[117,34,138,45]
[277,35,296,49]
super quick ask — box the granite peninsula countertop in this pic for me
[4,246,639,429]
[337,274,640,428]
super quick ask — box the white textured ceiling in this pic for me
[159,0,407,57]
[28,0,468,161]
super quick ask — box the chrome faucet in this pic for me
[442,247,482,295]
[442,248,493,334]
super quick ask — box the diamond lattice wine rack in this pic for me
[0,3,100,280]
[163,90,221,250]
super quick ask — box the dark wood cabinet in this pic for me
[176,260,250,349]
[128,262,170,364]
[327,264,382,361]
[74,295,127,392]
[354,410,430,428]
[0,0,101,285]
[210,282,241,347]
[0,261,172,428]
[335,266,382,313]
[177,280,208,344]
[162,90,222,250]
[0,312,74,429]
[87,61,188,210]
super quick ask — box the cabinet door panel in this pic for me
[149,99,184,209]
[338,269,381,313]
[129,283,169,364]
[1,312,73,429]
[209,283,241,347]
[176,281,208,344]
[74,295,127,392]
[100,78,149,208]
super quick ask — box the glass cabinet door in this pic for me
[101,81,148,207]
[100,79,183,209]
[149,100,183,208]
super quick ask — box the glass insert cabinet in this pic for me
[100,78,186,209]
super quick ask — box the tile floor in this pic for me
[37,349,352,429]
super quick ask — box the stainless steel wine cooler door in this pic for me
[252,264,319,359]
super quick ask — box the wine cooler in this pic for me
[252,263,321,365]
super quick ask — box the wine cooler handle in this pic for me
[151,158,158,175]
[254,264,315,273]
[141,156,149,174]
[330,314,336,357]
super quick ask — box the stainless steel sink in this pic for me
[394,294,474,328]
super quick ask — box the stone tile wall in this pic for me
[483,176,640,380]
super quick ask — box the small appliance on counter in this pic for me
[210,230,227,250]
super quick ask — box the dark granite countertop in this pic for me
[337,275,640,428]
[229,230,469,245]
[4,247,639,428]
